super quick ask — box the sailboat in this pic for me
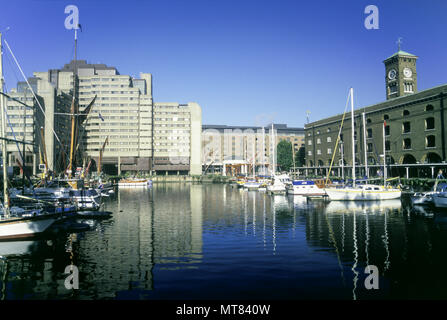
[324,88,401,201]
[0,32,62,239]
[267,124,287,194]
[244,136,260,190]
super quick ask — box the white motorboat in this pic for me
[267,175,287,194]
[287,180,326,197]
[118,178,151,188]
[244,180,260,191]
[432,192,447,208]
[411,192,435,206]
[411,182,447,206]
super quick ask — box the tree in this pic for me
[276,140,293,172]
[295,146,306,167]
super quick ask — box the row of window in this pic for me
[308,105,436,137]
[308,135,437,156]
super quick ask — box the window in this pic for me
[308,151,312,156]
[426,135,436,148]
[308,140,312,145]
[404,83,414,93]
[389,83,397,94]
[367,128,372,138]
[317,149,321,155]
[340,134,343,141]
[385,125,390,136]
[327,137,332,143]
[327,148,332,154]
[367,143,373,152]
[403,110,410,116]
[403,122,411,133]
[317,138,321,144]
[327,128,331,133]
[426,105,434,112]
[384,114,389,120]
[426,117,435,130]
[385,141,390,151]
[403,138,411,150]
[367,118,372,124]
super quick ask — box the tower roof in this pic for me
[384,50,418,61]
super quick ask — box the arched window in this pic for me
[403,138,411,150]
[384,114,389,120]
[426,117,435,130]
[426,105,434,112]
[367,128,372,138]
[367,118,372,124]
[426,135,436,148]
[403,110,410,116]
[402,122,411,133]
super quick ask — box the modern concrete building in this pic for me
[304,48,447,179]
[202,124,304,176]
[3,76,71,175]
[31,60,202,175]
[153,102,202,175]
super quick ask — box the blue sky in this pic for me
[1,0,446,128]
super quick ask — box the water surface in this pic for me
[1,183,447,300]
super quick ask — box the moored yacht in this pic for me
[287,180,326,197]
[325,184,401,201]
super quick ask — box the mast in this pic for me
[252,135,255,178]
[362,112,368,179]
[383,120,387,186]
[262,127,265,175]
[340,141,344,181]
[350,88,355,187]
[22,90,26,193]
[271,123,276,175]
[0,32,9,214]
[68,27,78,178]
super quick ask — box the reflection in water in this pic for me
[1,185,447,299]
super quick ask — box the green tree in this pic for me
[295,146,306,167]
[276,140,293,172]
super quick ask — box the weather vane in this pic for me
[397,37,403,51]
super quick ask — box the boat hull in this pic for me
[432,193,447,208]
[325,188,401,201]
[0,214,59,240]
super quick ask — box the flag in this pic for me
[384,120,386,127]
[99,112,104,122]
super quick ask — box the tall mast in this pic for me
[68,28,78,178]
[0,32,9,214]
[383,121,387,186]
[262,127,265,175]
[350,88,355,187]
[252,135,255,178]
[362,112,368,179]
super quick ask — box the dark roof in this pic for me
[203,123,304,133]
[61,60,119,74]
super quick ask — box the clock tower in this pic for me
[383,43,418,100]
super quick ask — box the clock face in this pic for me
[403,67,413,78]
[388,69,397,80]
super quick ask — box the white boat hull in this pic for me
[287,186,326,196]
[325,188,401,201]
[0,215,58,239]
[432,193,447,208]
